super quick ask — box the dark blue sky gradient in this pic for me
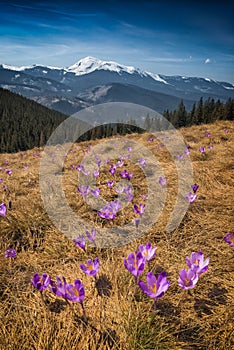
[0,0,233,83]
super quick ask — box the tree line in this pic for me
[0,88,67,153]
[0,87,233,153]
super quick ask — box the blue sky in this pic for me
[0,0,233,83]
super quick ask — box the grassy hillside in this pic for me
[0,120,233,350]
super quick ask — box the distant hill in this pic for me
[0,88,68,153]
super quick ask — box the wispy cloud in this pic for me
[143,57,193,63]
[205,58,211,64]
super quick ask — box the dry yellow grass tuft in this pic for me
[0,120,234,350]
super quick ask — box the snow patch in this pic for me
[145,71,168,84]
[222,85,234,90]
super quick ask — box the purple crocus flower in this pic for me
[120,170,133,180]
[5,169,12,175]
[133,203,145,216]
[80,257,100,277]
[66,279,85,303]
[141,194,148,200]
[0,203,7,217]
[91,188,100,198]
[208,145,214,150]
[124,251,146,278]
[224,232,234,246]
[126,193,134,202]
[117,159,124,167]
[158,176,167,186]
[73,235,86,251]
[76,164,84,172]
[138,271,170,300]
[31,273,51,291]
[184,149,190,156]
[86,229,96,242]
[50,276,69,299]
[205,132,211,137]
[109,164,117,176]
[106,180,114,188]
[93,169,99,178]
[178,268,199,290]
[191,183,199,193]
[199,147,205,154]
[138,242,157,262]
[0,178,2,184]
[185,192,197,203]
[185,251,209,275]
[78,185,89,197]
[138,158,146,168]
[4,248,17,258]
[177,154,183,160]
[128,147,132,152]
[82,169,90,176]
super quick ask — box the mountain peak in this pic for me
[67,56,137,76]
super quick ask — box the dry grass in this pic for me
[0,120,234,350]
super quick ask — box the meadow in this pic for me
[0,120,233,350]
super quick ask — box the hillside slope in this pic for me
[0,120,233,349]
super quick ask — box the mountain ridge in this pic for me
[1,56,233,116]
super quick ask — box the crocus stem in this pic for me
[153,299,157,311]
[81,301,87,322]
[134,277,138,295]
[176,290,187,308]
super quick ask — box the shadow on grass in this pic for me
[207,283,227,305]
[95,274,113,297]
[194,298,213,317]
[45,299,67,313]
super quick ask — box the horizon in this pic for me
[0,0,233,84]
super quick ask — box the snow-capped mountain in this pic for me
[0,56,233,115]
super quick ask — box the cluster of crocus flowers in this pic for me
[178,251,209,290]
[98,199,121,220]
[31,273,86,312]
[123,242,170,309]
[50,277,85,304]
